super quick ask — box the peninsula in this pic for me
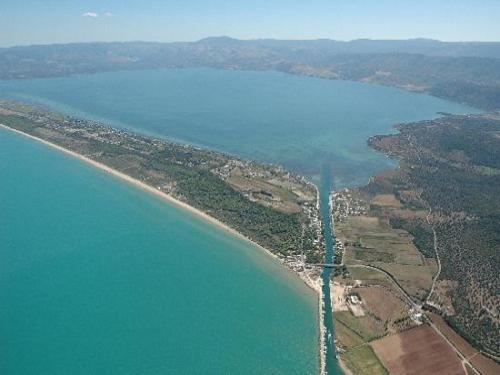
[0,100,328,369]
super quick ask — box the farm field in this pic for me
[428,313,500,375]
[335,206,437,300]
[332,274,418,375]
[371,324,464,375]
[341,345,388,375]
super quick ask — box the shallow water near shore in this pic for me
[1,129,322,374]
[0,68,477,374]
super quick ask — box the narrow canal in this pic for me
[319,165,343,374]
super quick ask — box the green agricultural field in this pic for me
[342,345,389,375]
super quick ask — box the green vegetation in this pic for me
[0,101,324,266]
[335,312,381,342]
[346,267,390,284]
[369,113,500,356]
[352,249,395,263]
[333,205,435,300]
[342,345,389,375]
[334,310,390,375]
[148,161,305,256]
[332,112,500,358]
[389,217,435,258]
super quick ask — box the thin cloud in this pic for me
[104,12,113,17]
[82,12,98,18]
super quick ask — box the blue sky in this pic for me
[1,0,499,46]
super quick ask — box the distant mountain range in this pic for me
[1,37,500,110]
[196,37,500,58]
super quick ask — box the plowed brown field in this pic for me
[371,324,464,375]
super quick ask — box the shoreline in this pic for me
[312,182,327,375]
[0,123,327,374]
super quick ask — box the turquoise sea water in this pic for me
[0,130,319,374]
[0,69,476,374]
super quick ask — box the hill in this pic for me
[1,38,500,110]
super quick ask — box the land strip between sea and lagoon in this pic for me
[0,100,328,373]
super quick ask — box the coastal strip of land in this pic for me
[0,124,277,261]
[0,100,327,374]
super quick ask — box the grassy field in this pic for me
[342,345,389,375]
[346,266,390,284]
[370,194,402,208]
[335,311,383,342]
[227,173,303,214]
[356,287,408,327]
[335,191,437,300]
[334,319,365,348]
[372,262,436,300]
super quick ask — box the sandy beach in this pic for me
[0,124,272,251]
[1,123,326,373]
[2,124,287,258]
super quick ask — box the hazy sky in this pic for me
[1,0,499,47]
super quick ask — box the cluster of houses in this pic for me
[284,201,324,273]
[330,189,367,224]
[333,238,344,265]
[212,159,248,180]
